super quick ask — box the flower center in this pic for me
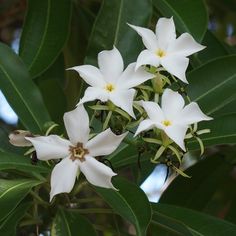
[162,120,172,127]
[156,49,166,58]
[69,143,89,162]
[105,83,115,92]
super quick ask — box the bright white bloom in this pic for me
[26,105,127,201]
[69,47,153,118]
[128,17,205,83]
[135,89,212,151]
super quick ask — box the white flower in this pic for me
[26,105,127,201]
[128,17,205,83]
[135,89,212,151]
[68,47,153,118]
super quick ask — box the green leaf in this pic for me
[0,43,51,133]
[0,202,31,236]
[51,208,97,236]
[153,0,208,42]
[187,55,236,116]
[95,177,152,236]
[0,179,42,222]
[19,0,72,77]
[152,203,236,236]
[85,0,152,66]
[0,150,49,174]
[188,113,236,150]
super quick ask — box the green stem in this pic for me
[103,110,112,130]
[70,208,114,214]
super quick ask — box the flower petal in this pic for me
[85,128,127,157]
[80,155,117,189]
[109,88,136,118]
[25,135,70,160]
[161,55,189,83]
[128,24,158,51]
[79,87,109,104]
[63,105,90,145]
[168,33,205,57]
[164,125,188,151]
[134,119,156,136]
[50,157,79,201]
[180,102,213,125]
[161,89,185,120]
[118,63,154,89]
[68,65,105,87]
[98,47,124,83]
[141,101,165,122]
[156,17,176,50]
[9,130,33,147]
[135,50,160,70]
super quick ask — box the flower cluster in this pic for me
[9,17,212,201]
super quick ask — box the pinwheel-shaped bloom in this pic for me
[135,89,212,151]
[69,47,153,118]
[26,105,127,201]
[128,17,205,83]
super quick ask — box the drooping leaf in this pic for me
[153,0,208,42]
[152,203,236,236]
[19,0,72,77]
[0,43,51,133]
[51,208,97,236]
[95,177,152,236]
[0,202,31,236]
[0,179,42,222]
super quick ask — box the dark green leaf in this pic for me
[95,177,151,236]
[19,0,72,77]
[0,43,51,133]
[152,203,236,236]
[51,208,97,236]
[153,0,208,42]
[0,179,42,222]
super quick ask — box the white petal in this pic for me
[63,105,90,145]
[180,102,213,125]
[118,63,154,89]
[168,33,205,57]
[109,89,136,118]
[85,128,127,157]
[141,101,165,122]
[98,47,124,83]
[134,119,156,136]
[135,50,160,70]
[161,55,189,83]
[69,65,106,87]
[9,130,33,147]
[156,17,176,50]
[128,24,158,51]
[79,87,109,104]
[164,125,188,151]
[161,89,185,120]
[25,135,70,161]
[80,156,117,189]
[50,157,79,201]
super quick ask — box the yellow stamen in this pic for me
[162,120,172,127]
[156,49,166,58]
[105,83,115,92]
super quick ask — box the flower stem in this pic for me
[103,110,112,130]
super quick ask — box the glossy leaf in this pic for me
[19,0,72,77]
[0,203,31,236]
[153,0,208,42]
[95,177,152,236]
[152,203,236,236]
[85,0,152,66]
[0,179,42,222]
[51,208,97,236]
[0,43,51,133]
[0,150,49,174]
[187,55,236,116]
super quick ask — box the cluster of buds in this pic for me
[9,17,212,201]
